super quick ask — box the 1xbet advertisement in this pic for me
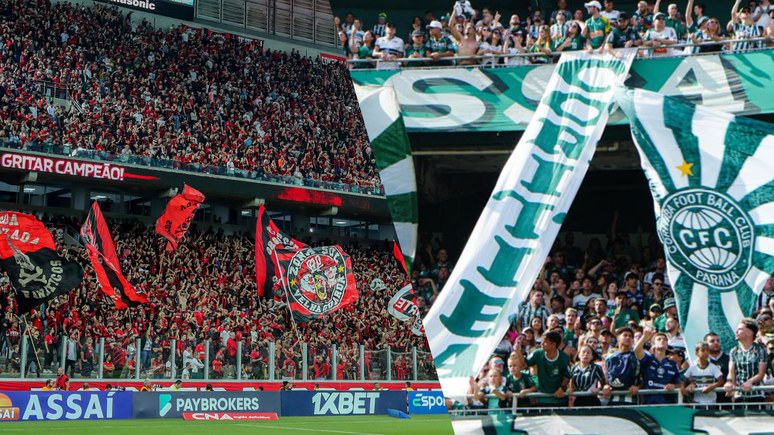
[280,391,407,416]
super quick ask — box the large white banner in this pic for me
[424,51,636,396]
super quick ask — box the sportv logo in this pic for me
[159,395,172,417]
[0,394,20,420]
[411,393,444,409]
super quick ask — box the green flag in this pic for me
[354,85,418,270]
[617,87,774,352]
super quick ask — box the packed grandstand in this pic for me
[0,213,436,382]
[0,0,440,385]
[0,0,381,192]
[413,233,774,410]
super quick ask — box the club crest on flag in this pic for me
[288,246,347,314]
[617,86,774,351]
[659,188,754,289]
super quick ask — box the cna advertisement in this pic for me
[408,391,447,415]
[183,412,278,421]
[131,391,281,419]
[280,391,406,417]
[0,392,132,421]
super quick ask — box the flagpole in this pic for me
[22,315,42,375]
[273,249,300,340]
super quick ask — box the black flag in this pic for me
[0,212,83,314]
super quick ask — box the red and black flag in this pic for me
[155,185,205,251]
[388,239,419,322]
[394,240,409,277]
[255,204,305,299]
[0,212,83,314]
[81,203,147,309]
[272,244,358,324]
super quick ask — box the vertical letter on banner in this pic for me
[424,50,637,396]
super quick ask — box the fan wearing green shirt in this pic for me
[425,20,456,66]
[405,30,429,66]
[605,11,643,54]
[583,0,611,53]
[633,0,654,33]
[654,298,679,332]
[554,20,586,52]
[655,0,687,40]
[609,291,641,330]
[350,30,376,69]
[515,331,571,406]
[505,352,537,408]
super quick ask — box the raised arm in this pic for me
[634,327,655,360]
[449,8,463,41]
[588,259,607,278]
[752,4,763,22]
[730,0,742,27]
[349,26,358,54]
[539,258,553,297]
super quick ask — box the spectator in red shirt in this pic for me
[55,367,70,391]
[212,354,224,379]
[313,355,331,380]
[226,332,237,377]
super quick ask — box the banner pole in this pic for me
[22,316,42,375]
[273,249,300,339]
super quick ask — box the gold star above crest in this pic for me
[676,161,694,177]
[290,279,297,286]
[338,266,344,272]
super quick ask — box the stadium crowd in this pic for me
[414,216,774,409]
[0,0,380,191]
[338,0,774,68]
[0,213,435,383]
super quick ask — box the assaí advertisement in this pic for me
[0,392,132,421]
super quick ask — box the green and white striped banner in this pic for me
[354,86,418,268]
[423,51,636,397]
[617,87,774,352]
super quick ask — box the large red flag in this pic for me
[272,245,358,323]
[81,202,147,308]
[155,185,205,251]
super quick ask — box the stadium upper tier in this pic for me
[0,1,380,194]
